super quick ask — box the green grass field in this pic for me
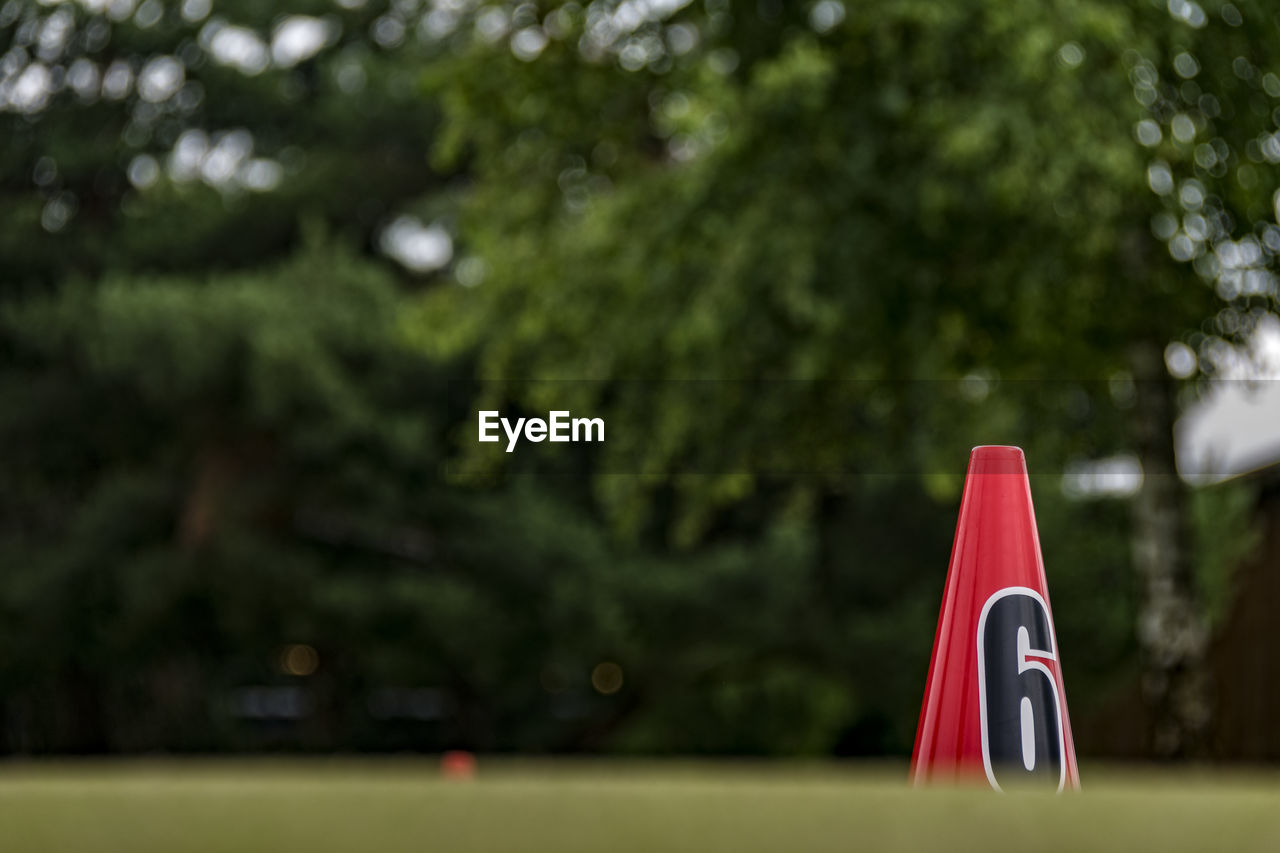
[1,760,1278,852]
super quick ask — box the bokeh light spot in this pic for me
[591,662,624,695]
[279,643,319,676]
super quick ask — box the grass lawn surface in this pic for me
[0,760,1277,852]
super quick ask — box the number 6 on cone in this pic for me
[910,446,1080,791]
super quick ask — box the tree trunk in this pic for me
[1129,340,1210,758]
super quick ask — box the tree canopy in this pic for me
[0,0,1276,757]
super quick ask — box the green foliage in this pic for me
[0,241,451,751]
[1,0,446,286]
[1,0,1276,759]
[412,0,1263,536]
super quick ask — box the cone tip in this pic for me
[970,444,1024,456]
[968,445,1027,474]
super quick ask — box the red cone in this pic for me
[910,446,1079,791]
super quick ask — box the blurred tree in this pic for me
[1,0,1273,760]
[415,0,1280,757]
[0,0,448,286]
[0,0,464,751]
[0,0,946,756]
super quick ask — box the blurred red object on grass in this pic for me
[440,751,477,780]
